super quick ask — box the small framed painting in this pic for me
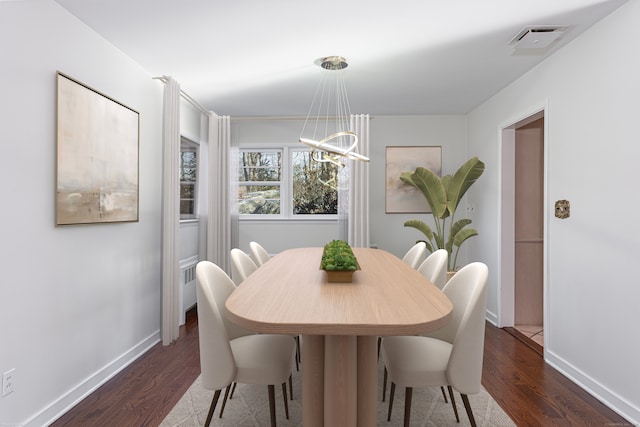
[385,146,442,213]
[56,72,139,225]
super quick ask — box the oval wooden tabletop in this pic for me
[225,247,452,336]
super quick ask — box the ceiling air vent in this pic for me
[509,25,569,50]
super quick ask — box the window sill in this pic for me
[180,218,199,224]
[239,217,338,225]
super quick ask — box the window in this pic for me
[238,150,282,214]
[180,138,198,220]
[238,147,339,218]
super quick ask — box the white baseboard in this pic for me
[545,349,639,426]
[485,309,499,326]
[25,331,160,427]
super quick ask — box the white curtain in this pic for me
[207,113,232,274]
[161,77,180,345]
[348,114,370,248]
[337,163,349,243]
[197,112,210,262]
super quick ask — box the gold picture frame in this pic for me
[56,72,139,225]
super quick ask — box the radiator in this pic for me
[179,256,199,325]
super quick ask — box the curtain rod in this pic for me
[153,76,209,115]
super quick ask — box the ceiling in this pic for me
[54,0,628,117]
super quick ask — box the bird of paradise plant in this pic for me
[400,156,485,271]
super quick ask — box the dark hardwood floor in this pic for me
[51,308,631,426]
[482,325,630,426]
[51,309,201,427]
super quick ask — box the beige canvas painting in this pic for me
[385,146,442,213]
[56,72,139,225]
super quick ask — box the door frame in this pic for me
[497,104,549,354]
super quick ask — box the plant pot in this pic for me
[446,271,456,283]
[324,269,356,283]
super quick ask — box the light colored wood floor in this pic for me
[515,324,543,346]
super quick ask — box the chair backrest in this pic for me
[230,248,258,285]
[195,261,237,391]
[428,262,487,344]
[416,249,448,289]
[249,241,271,267]
[443,262,488,395]
[402,241,427,269]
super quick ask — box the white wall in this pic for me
[467,1,640,423]
[180,98,204,144]
[0,2,163,425]
[238,219,339,254]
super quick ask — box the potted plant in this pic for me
[320,240,360,282]
[400,156,485,273]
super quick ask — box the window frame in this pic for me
[237,144,339,221]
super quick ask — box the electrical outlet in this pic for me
[2,369,15,396]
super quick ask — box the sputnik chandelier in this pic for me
[299,56,370,169]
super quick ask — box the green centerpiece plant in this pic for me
[400,156,485,272]
[321,240,359,282]
[321,240,358,271]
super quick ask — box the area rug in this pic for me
[161,363,515,427]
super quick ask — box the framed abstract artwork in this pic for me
[56,72,139,225]
[385,146,442,213]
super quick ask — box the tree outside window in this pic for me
[291,151,337,215]
[238,148,338,217]
[180,138,198,219]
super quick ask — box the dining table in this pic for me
[225,246,453,427]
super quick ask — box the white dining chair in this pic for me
[230,248,258,286]
[232,247,300,370]
[380,262,489,426]
[249,241,271,267]
[416,249,448,289]
[401,241,427,269]
[382,248,450,402]
[377,247,447,363]
[196,261,296,427]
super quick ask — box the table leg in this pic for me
[357,336,378,426]
[324,335,357,426]
[302,335,324,427]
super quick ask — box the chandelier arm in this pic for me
[299,132,369,163]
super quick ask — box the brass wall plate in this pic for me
[555,200,570,219]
